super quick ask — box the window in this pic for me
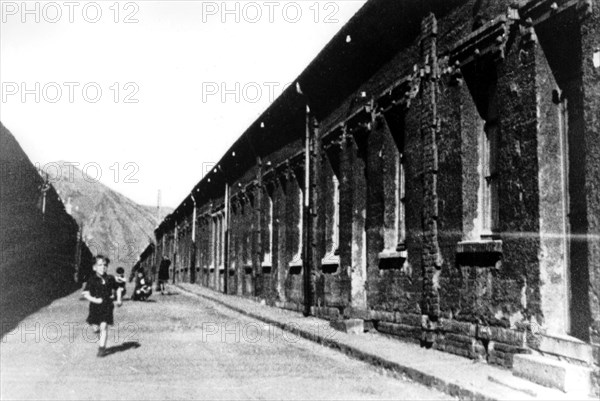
[244,202,252,267]
[480,81,499,238]
[290,184,303,267]
[217,213,223,269]
[322,173,340,267]
[210,216,217,269]
[379,122,407,260]
[262,191,273,267]
[383,149,406,251]
[558,91,571,314]
[399,153,406,247]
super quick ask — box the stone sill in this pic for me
[288,259,303,267]
[378,249,408,271]
[378,250,408,259]
[456,240,502,254]
[261,263,272,274]
[321,254,340,274]
[321,254,340,265]
[288,260,303,275]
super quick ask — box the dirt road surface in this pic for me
[1,287,450,400]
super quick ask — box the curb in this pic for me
[176,285,498,401]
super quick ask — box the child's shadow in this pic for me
[104,341,141,356]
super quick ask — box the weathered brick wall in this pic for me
[436,52,466,330]
[283,169,304,308]
[196,213,211,288]
[580,5,600,392]
[368,86,426,341]
[496,23,542,323]
[319,139,351,313]
[419,12,443,323]
[273,178,287,302]
[143,0,599,385]
[257,184,275,301]
[534,37,569,336]
[230,201,243,294]
[137,244,156,281]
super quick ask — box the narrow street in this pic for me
[1,287,450,400]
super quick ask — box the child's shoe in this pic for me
[97,347,107,357]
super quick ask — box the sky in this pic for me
[0,0,367,208]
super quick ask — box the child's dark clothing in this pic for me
[132,274,152,301]
[158,259,170,282]
[84,274,118,325]
[115,276,127,297]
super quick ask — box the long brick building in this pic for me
[136,0,599,395]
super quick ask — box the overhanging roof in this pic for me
[156,0,469,236]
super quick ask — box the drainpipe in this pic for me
[191,193,197,284]
[191,194,197,243]
[303,104,313,317]
[223,182,230,295]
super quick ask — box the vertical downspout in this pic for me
[224,182,230,295]
[173,223,178,284]
[303,105,313,316]
[191,195,197,243]
[191,194,197,284]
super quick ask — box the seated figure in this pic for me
[131,269,152,301]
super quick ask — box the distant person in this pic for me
[158,256,171,295]
[115,267,127,298]
[82,255,123,358]
[132,269,152,301]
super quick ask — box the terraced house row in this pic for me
[133,0,600,395]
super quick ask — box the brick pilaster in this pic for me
[420,13,442,318]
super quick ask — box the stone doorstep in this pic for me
[536,334,595,365]
[331,318,364,335]
[513,354,593,394]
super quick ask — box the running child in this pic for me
[115,267,127,298]
[82,255,123,357]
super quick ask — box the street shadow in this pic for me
[0,235,94,339]
[104,341,141,356]
[1,124,95,339]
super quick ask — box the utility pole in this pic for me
[40,173,50,219]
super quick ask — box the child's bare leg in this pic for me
[98,322,108,348]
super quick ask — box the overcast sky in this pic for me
[1,0,366,208]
